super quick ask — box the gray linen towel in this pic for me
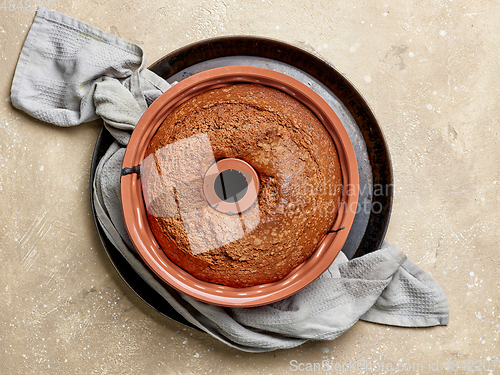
[10,8,449,352]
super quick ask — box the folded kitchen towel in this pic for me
[10,8,449,352]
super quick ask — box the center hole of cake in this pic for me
[214,169,248,203]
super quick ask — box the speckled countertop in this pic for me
[1,1,499,374]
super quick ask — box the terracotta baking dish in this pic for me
[121,66,359,307]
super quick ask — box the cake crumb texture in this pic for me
[146,84,342,287]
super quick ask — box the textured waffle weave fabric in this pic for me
[10,8,449,352]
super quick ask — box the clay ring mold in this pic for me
[121,66,359,307]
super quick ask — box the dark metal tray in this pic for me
[90,36,393,329]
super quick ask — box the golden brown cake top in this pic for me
[144,83,342,287]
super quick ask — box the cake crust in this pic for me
[144,84,342,287]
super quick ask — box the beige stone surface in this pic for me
[1,1,499,374]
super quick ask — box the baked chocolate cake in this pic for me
[143,83,342,287]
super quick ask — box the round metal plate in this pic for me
[90,36,392,326]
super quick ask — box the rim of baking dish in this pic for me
[121,66,359,307]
